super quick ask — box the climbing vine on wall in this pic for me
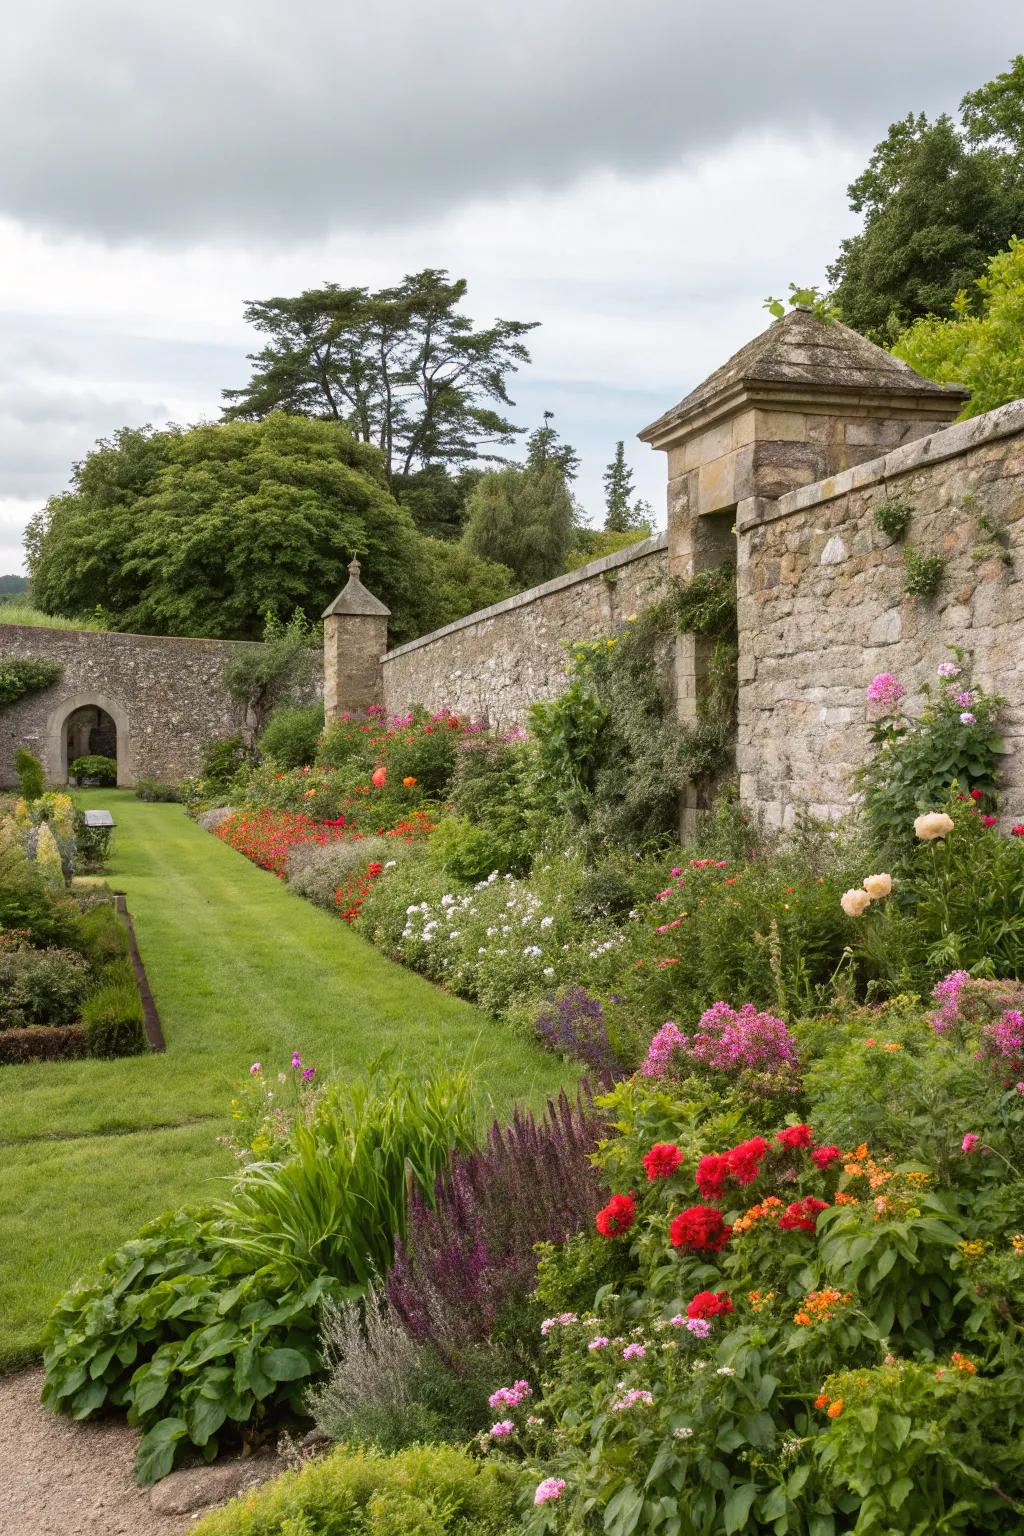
[530,566,738,851]
[0,658,62,708]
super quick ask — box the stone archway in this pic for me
[45,693,133,787]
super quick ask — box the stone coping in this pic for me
[0,622,268,650]
[383,531,669,661]
[737,399,1024,530]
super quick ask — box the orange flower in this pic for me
[834,1192,860,1206]
[371,766,387,787]
[951,1352,977,1376]
[827,1399,844,1418]
[794,1311,812,1326]
[815,1393,829,1410]
[402,776,417,787]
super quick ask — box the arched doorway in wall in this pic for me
[45,694,132,786]
[63,705,117,780]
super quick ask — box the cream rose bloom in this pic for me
[914,812,955,842]
[840,888,872,917]
[863,873,893,899]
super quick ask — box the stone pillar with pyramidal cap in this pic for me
[322,559,390,719]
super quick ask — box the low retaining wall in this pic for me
[382,533,670,725]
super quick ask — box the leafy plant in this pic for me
[70,754,117,787]
[855,652,1003,856]
[0,947,89,1030]
[904,546,945,598]
[222,611,319,741]
[14,748,44,801]
[874,495,913,540]
[0,658,61,707]
[258,702,324,770]
[81,964,147,1058]
[134,779,181,802]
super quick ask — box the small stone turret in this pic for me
[321,560,390,719]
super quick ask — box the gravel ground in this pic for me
[0,1369,282,1536]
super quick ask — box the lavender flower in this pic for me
[534,987,622,1078]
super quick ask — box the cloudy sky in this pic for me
[1,2,1021,575]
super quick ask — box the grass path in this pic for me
[0,792,570,1369]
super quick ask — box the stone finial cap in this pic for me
[322,559,391,619]
[639,307,969,448]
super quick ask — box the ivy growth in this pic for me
[0,658,62,707]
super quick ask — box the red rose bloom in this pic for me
[642,1142,683,1180]
[982,815,997,828]
[1013,825,1024,837]
[726,1136,767,1186]
[776,1124,813,1150]
[970,789,984,802]
[695,1152,730,1200]
[810,1144,841,1169]
[686,1290,734,1320]
[596,1193,636,1239]
[778,1196,830,1233]
[669,1205,732,1253]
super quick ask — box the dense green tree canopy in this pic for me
[222,270,537,486]
[892,237,1024,417]
[26,414,513,644]
[461,462,575,589]
[828,56,1024,340]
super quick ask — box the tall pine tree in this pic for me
[603,441,648,532]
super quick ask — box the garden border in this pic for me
[113,895,165,1052]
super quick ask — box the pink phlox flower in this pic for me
[588,1336,610,1351]
[937,661,960,678]
[641,1021,688,1078]
[962,1133,980,1154]
[612,1389,654,1411]
[930,971,972,1035]
[960,712,977,725]
[489,1380,533,1409]
[954,691,973,708]
[686,1317,712,1338]
[622,1342,646,1360]
[249,1062,262,1075]
[489,1419,515,1438]
[534,1478,566,1505]
[540,1313,577,1335]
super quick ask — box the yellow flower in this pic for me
[958,1240,986,1258]
[1011,1234,1024,1256]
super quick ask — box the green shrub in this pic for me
[202,735,255,796]
[0,657,62,706]
[0,819,80,947]
[72,811,113,870]
[81,964,147,1058]
[14,747,44,801]
[0,947,90,1029]
[259,702,325,770]
[315,715,379,774]
[570,863,637,924]
[75,901,130,974]
[69,754,117,787]
[446,736,534,875]
[191,1443,519,1536]
[428,814,519,883]
[383,718,461,797]
[134,778,181,802]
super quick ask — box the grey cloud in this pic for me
[4,0,1022,241]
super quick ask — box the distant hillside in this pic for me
[0,574,29,599]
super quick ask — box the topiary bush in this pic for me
[81,962,147,1058]
[259,702,325,770]
[69,754,117,787]
[0,1025,88,1064]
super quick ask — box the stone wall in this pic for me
[0,624,323,787]
[381,533,670,725]
[736,400,1024,827]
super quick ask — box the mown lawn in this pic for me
[0,792,571,1369]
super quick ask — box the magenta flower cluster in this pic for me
[981,1010,1024,1079]
[866,672,906,711]
[488,1379,533,1410]
[930,971,972,1035]
[642,1006,799,1078]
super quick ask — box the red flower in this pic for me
[371,766,387,787]
[727,1136,767,1186]
[596,1193,636,1239]
[669,1205,732,1253]
[686,1290,734,1320]
[810,1144,841,1170]
[695,1153,730,1200]
[322,815,346,828]
[778,1196,830,1234]
[366,861,383,877]
[982,815,997,828]
[970,789,984,802]
[1013,825,1024,838]
[642,1143,683,1181]
[776,1124,813,1150]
